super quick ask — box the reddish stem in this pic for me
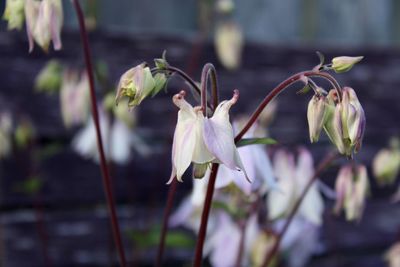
[71,1,127,266]
[33,195,52,267]
[261,152,338,267]
[193,163,220,267]
[235,219,247,267]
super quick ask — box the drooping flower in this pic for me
[60,69,90,128]
[307,94,327,143]
[267,148,324,225]
[25,0,63,52]
[168,90,248,183]
[334,164,369,221]
[214,21,243,70]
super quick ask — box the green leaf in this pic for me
[236,138,277,147]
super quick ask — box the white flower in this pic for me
[267,148,324,225]
[168,90,248,183]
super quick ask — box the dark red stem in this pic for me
[200,63,219,115]
[193,163,220,267]
[71,1,127,266]
[33,195,52,267]
[261,152,338,267]
[155,179,177,267]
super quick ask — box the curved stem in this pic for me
[71,1,127,267]
[193,163,220,267]
[235,70,342,142]
[261,152,338,267]
[200,63,219,115]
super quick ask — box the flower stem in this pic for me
[261,152,338,267]
[193,163,220,267]
[200,63,219,115]
[71,1,127,266]
[155,179,178,267]
[235,70,341,142]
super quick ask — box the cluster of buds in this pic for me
[2,0,63,52]
[334,164,369,221]
[308,87,366,157]
[115,63,166,108]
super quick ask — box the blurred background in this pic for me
[0,0,400,266]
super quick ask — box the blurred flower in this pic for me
[60,69,90,128]
[215,120,278,195]
[25,0,63,52]
[215,0,234,14]
[372,147,400,186]
[385,242,400,267]
[115,63,158,108]
[72,103,150,164]
[2,0,25,30]
[168,90,248,183]
[307,94,327,143]
[14,117,35,149]
[214,21,243,70]
[267,148,324,225]
[0,112,12,159]
[35,60,62,94]
[334,164,369,221]
[331,56,363,73]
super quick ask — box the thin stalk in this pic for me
[235,219,247,267]
[193,163,220,267]
[33,195,52,267]
[71,1,127,266]
[261,152,338,267]
[200,63,219,115]
[155,179,177,267]
[235,70,342,142]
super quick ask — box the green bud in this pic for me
[372,148,400,186]
[193,163,208,179]
[331,56,363,73]
[115,63,156,108]
[35,60,62,94]
[151,73,167,97]
[307,94,327,143]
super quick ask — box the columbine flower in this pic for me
[323,87,366,157]
[25,0,63,52]
[60,69,90,128]
[267,148,324,225]
[3,0,25,30]
[115,63,159,108]
[372,147,400,186]
[214,21,243,70]
[215,120,277,195]
[331,56,363,73]
[168,90,248,183]
[307,94,327,143]
[334,164,369,221]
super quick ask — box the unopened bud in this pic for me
[372,148,400,186]
[307,94,327,143]
[115,63,156,108]
[331,56,363,73]
[334,164,369,221]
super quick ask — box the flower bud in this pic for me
[331,56,363,73]
[115,63,156,108]
[340,87,366,153]
[307,94,327,143]
[372,148,400,186]
[25,0,63,52]
[3,0,25,30]
[334,164,369,221]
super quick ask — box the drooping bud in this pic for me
[307,94,327,143]
[3,0,25,30]
[331,56,363,73]
[115,63,156,108]
[334,164,369,221]
[25,0,63,52]
[372,148,400,186]
[340,87,366,153]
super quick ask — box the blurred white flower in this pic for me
[267,148,324,225]
[60,69,90,129]
[214,21,243,70]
